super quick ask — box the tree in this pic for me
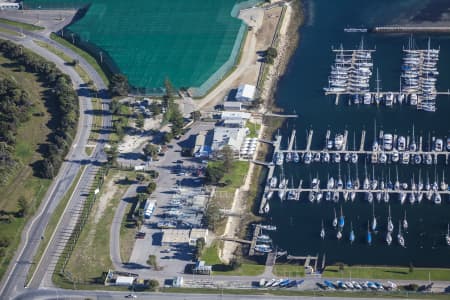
[163,131,173,144]
[17,196,27,217]
[194,237,205,260]
[204,202,223,231]
[135,113,144,131]
[266,47,278,59]
[221,145,234,171]
[205,164,225,184]
[170,105,184,137]
[191,110,201,121]
[229,258,242,270]
[109,73,129,96]
[148,279,159,291]
[136,173,145,182]
[164,77,176,100]
[143,143,159,159]
[146,181,156,194]
[149,102,161,116]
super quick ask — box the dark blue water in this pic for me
[270,0,450,267]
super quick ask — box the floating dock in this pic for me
[372,26,450,33]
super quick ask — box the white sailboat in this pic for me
[403,211,408,231]
[397,221,405,248]
[371,202,377,231]
[332,208,338,228]
[387,205,394,233]
[320,220,325,240]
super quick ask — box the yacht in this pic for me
[274,152,284,166]
[303,152,312,164]
[383,192,389,203]
[385,92,394,106]
[314,152,321,162]
[325,191,332,201]
[397,221,405,248]
[402,211,408,230]
[308,191,316,202]
[434,192,442,205]
[264,202,270,214]
[387,205,394,232]
[401,152,410,165]
[351,153,358,163]
[332,208,338,228]
[269,177,278,189]
[389,149,399,163]
[334,134,344,150]
[333,191,340,202]
[447,137,450,151]
[399,192,406,205]
[367,221,372,245]
[386,231,392,246]
[293,151,300,163]
[334,153,341,163]
[446,224,450,246]
[441,170,448,191]
[397,136,406,151]
[327,176,335,190]
[339,206,345,229]
[378,152,387,164]
[383,134,393,151]
[366,192,373,204]
[414,154,422,165]
[435,139,443,152]
[320,220,325,239]
[349,222,355,244]
[311,177,320,189]
[285,151,292,163]
[371,203,377,231]
[337,230,342,240]
[323,152,330,163]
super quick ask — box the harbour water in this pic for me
[269,0,450,267]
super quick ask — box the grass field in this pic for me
[34,40,90,83]
[246,121,261,138]
[61,170,132,284]
[163,287,450,299]
[0,55,53,280]
[120,202,136,263]
[201,242,265,276]
[0,26,20,36]
[0,18,44,31]
[323,265,450,281]
[50,33,109,86]
[273,264,306,278]
[26,166,85,284]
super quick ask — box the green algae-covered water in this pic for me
[25,0,257,94]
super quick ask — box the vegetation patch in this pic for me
[201,242,264,276]
[0,18,44,31]
[50,33,109,86]
[323,265,450,281]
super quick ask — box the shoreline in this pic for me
[219,0,304,264]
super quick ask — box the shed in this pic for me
[235,84,256,102]
[223,101,242,111]
[115,276,135,286]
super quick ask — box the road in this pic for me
[110,183,142,269]
[0,23,111,300]
[12,288,414,300]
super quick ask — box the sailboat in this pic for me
[320,220,325,239]
[403,211,408,231]
[386,231,392,246]
[372,120,379,151]
[339,206,345,229]
[337,164,344,190]
[371,166,378,190]
[446,224,450,246]
[394,167,400,190]
[371,202,377,231]
[332,208,338,228]
[366,192,373,204]
[367,221,372,245]
[293,135,300,163]
[337,230,342,240]
[351,132,358,163]
[397,221,405,248]
[363,162,370,190]
[441,169,448,191]
[375,69,382,105]
[387,205,394,232]
[354,164,360,190]
[349,222,355,244]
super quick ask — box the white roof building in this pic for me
[212,126,247,153]
[235,84,256,102]
[223,101,242,111]
[221,111,251,120]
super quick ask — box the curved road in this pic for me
[0,24,111,300]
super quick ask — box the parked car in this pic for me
[135,232,146,239]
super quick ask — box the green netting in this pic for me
[25,0,261,96]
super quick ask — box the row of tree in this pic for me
[0,78,32,182]
[0,40,79,179]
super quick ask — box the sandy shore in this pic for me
[219,0,302,263]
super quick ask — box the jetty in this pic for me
[372,26,450,33]
[220,225,263,256]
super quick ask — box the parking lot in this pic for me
[127,123,214,277]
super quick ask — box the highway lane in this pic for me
[0,25,111,299]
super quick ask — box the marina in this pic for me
[258,0,450,267]
[323,38,450,111]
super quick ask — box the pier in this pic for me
[220,225,262,256]
[258,134,281,214]
[326,91,450,106]
[372,26,450,33]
